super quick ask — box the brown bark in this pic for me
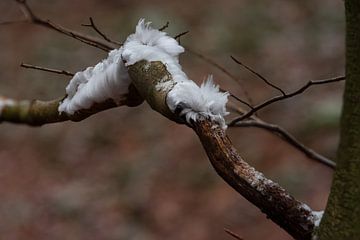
[193,119,315,240]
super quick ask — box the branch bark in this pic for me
[0,85,143,126]
[193,119,315,240]
[126,60,318,240]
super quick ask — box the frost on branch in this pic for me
[122,19,229,128]
[167,76,229,129]
[58,48,131,114]
[59,19,229,128]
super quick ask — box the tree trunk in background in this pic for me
[318,1,360,239]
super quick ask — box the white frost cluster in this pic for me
[59,19,229,128]
[167,76,229,128]
[122,19,229,128]
[58,48,130,114]
[122,19,187,82]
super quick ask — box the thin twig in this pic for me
[81,17,122,45]
[231,55,286,96]
[224,228,244,240]
[20,63,74,76]
[14,0,115,52]
[229,75,346,124]
[229,93,253,109]
[174,30,190,40]
[218,87,253,109]
[186,47,254,108]
[232,119,336,169]
[158,21,169,31]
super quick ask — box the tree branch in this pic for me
[127,60,319,240]
[158,21,169,31]
[224,228,244,240]
[81,17,122,46]
[0,85,143,126]
[232,119,336,169]
[229,75,345,124]
[13,0,116,51]
[20,63,75,76]
[231,55,286,96]
[192,119,316,240]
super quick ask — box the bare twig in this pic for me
[229,93,254,109]
[158,21,169,31]
[21,63,74,76]
[227,105,335,169]
[232,119,336,169]
[229,75,346,124]
[13,0,116,51]
[224,228,244,240]
[174,30,190,40]
[81,17,122,45]
[231,56,286,96]
[218,88,253,109]
[186,47,254,108]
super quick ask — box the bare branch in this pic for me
[229,93,254,109]
[186,47,254,108]
[13,0,116,51]
[127,60,318,240]
[231,55,286,96]
[174,30,190,40]
[229,75,346,124]
[193,119,316,240]
[158,21,169,31]
[81,17,122,46]
[21,63,74,76]
[232,119,336,169]
[0,84,143,126]
[224,228,244,240]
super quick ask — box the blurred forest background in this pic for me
[0,0,344,239]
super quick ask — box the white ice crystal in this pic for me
[122,19,188,83]
[58,48,130,114]
[167,76,229,129]
[59,18,229,128]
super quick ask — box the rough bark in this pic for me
[318,1,360,239]
[193,119,315,240]
[127,60,181,123]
